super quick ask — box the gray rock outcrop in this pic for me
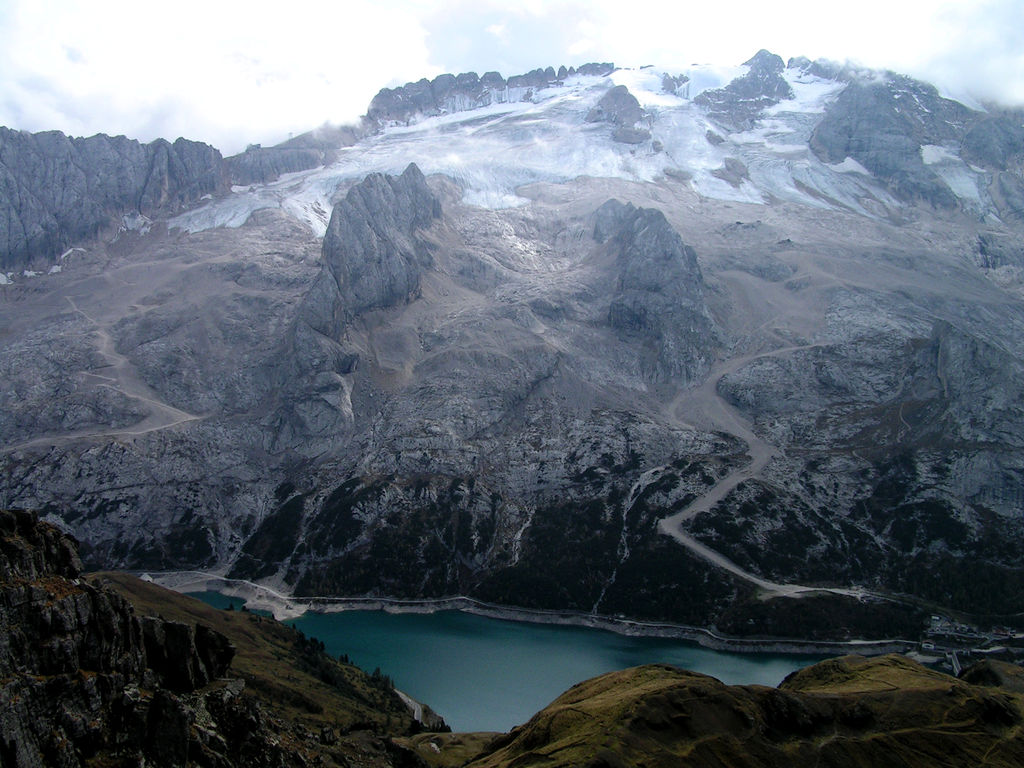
[809,77,971,208]
[226,124,367,185]
[271,163,441,449]
[0,128,227,269]
[307,162,440,335]
[585,85,651,144]
[367,63,615,126]
[694,49,794,130]
[596,199,716,383]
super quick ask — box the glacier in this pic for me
[170,62,917,237]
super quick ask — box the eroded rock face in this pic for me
[367,63,614,125]
[0,128,227,269]
[597,199,716,384]
[694,48,795,130]
[0,509,248,767]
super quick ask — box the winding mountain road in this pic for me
[657,343,869,600]
[1,298,203,454]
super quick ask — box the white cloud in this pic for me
[0,0,1021,155]
[0,0,436,154]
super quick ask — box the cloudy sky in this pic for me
[1,0,1021,155]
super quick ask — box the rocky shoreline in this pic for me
[149,570,915,658]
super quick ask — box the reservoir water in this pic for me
[193,593,823,732]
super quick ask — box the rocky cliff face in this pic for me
[809,77,968,208]
[0,128,228,270]
[0,508,236,766]
[366,63,615,126]
[0,509,427,767]
[268,163,442,449]
[597,199,715,383]
[694,49,794,130]
[318,163,441,322]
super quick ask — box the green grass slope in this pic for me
[446,655,1024,768]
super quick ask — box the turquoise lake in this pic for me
[191,593,821,732]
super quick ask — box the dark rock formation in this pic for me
[694,49,795,130]
[367,63,614,126]
[586,85,650,143]
[962,114,1024,171]
[586,85,651,143]
[0,509,247,767]
[595,199,716,383]
[809,77,973,208]
[311,162,440,333]
[508,66,557,90]
[576,62,615,77]
[0,128,228,269]
[140,616,234,692]
[0,509,422,767]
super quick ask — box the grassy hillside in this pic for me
[400,655,1024,768]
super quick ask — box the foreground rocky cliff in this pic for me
[0,509,428,767]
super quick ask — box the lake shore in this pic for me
[148,570,915,657]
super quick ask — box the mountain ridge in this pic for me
[2,50,1024,644]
